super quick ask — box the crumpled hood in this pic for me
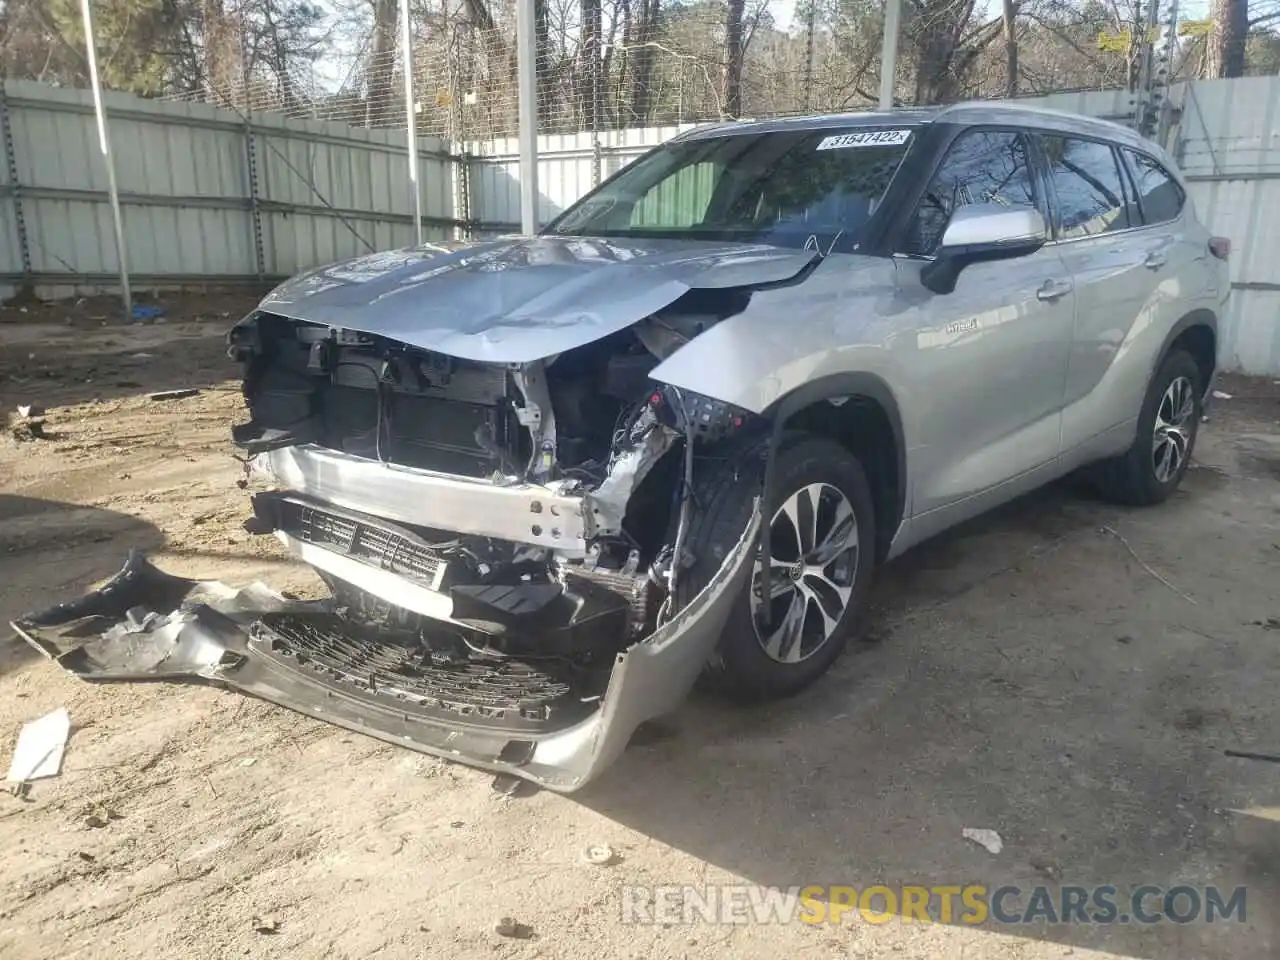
[253,235,818,363]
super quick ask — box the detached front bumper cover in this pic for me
[11,512,758,792]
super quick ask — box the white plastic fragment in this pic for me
[5,708,71,784]
[962,827,1003,855]
[1212,390,1233,400]
[580,843,619,866]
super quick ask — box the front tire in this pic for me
[677,433,877,701]
[1094,349,1202,505]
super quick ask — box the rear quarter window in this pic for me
[1123,149,1185,225]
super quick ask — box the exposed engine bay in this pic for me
[218,287,762,738]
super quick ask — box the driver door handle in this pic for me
[1144,250,1168,270]
[1037,279,1072,302]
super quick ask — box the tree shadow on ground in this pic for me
[0,494,165,678]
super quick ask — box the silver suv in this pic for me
[16,104,1230,791]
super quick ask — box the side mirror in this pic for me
[920,204,1049,295]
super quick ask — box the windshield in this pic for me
[544,127,916,251]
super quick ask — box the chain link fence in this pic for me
[150,4,1156,145]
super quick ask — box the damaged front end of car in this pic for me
[12,237,806,791]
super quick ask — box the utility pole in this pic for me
[517,0,539,234]
[400,0,423,245]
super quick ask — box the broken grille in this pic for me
[251,613,589,730]
[278,499,446,590]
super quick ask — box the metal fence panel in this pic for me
[0,80,459,296]
[1012,88,1138,125]
[1171,77,1280,375]
[466,126,691,232]
[4,82,255,287]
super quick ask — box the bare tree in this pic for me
[579,0,603,128]
[1003,0,1019,94]
[725,0,745,116]
[364,0,395,125]
[1206,0,1248,77]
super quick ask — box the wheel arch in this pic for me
[1157,309,1217,397]
[765,372,907,561]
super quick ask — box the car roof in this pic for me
[671,101,1161,158]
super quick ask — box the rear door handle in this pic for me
[1037,279,1072,302]
[1144,250,1168,270]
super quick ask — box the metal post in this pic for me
[244,122,266,280]
[0,81,33,293]
[516,0,539,235]
[79,0,132,319]
[400,0,423,246]
[879,0,901,110]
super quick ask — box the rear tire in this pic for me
[677,433,876,701]
[1093,349,1202,506]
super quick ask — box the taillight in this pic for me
[1209,236,1231,260]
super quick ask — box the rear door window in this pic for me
[1122,149,1185,225]
[1040,136,1130,238]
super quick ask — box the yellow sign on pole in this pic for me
[1097,31,1129,51]
[1096,26,1161,51]
[1179,19,1214,37]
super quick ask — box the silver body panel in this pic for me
[260,445,594,554]
[255,236,817,363]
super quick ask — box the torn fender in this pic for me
[649,253,902,413]
[11,512,760,792]
[250,236,818,364]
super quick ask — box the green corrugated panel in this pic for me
[631,162,716,227]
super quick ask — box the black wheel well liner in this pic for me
[1159,309,1217,394]
[765,373,906,561]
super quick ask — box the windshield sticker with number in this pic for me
[816,130,912,150]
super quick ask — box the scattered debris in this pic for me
[15,403,43,418]
[251,914,280,934]
[5,708,70,787]
[239,757,258,767]
[147,388,201,402]
[77,851,96,862]
[494,917,534,939]
[1030,856,1061,880]
[490,773,538,798]
[1212,390,1233,400]
[580,843,619,867]
[1100,526,1197,606]
[83,806,123,829]
[128,352,154,360]
[132,305,166,322]
[1254,617,1280,631]
[962,828,1004,855]
[1224,748,1280,764]
[9,418,48,442]
[449,820,464,829]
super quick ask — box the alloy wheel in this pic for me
[1153,375,1195,484]
[750,482,859,664]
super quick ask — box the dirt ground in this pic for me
[1,294,1278,960]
